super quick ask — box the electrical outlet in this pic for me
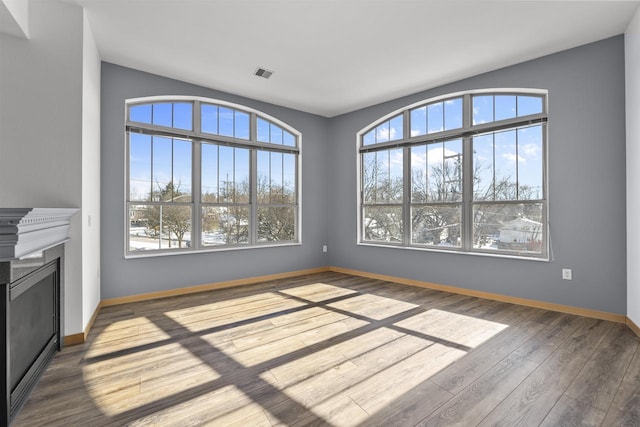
[562,268,572,280]
[322,245,328,253]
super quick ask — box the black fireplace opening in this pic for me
[2,258,60,424]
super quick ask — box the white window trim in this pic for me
[356,88,550,261]
[124,96,302,258]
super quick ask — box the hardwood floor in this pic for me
[13,272,640,426]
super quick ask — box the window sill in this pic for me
[357,241,549,262]
[125,241,302,259]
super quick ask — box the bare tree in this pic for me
[146,181,191,248]
[362,154,403,241]
[257,175,295,241]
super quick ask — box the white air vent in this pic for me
[254,67,274,79]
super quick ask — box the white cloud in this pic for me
[521,143,541,159]
[412,146,461,169]
[502,152,525,164]
[376,126,397,141]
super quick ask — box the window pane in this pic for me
[375,149,403,203]
[235,148,250,203]
[201,143,219,202]
[218,145,248,204]
[270,152,283,202]
[363,206,403,243]
[376,121,390,143]
[473,203,544,254]
[257,118,270,142]
[427,102,443,134]
[129,133,151,201]
[473,134,495,201]
[410,106,427,137]
[219,107,234,137]
[283,153,297,204]
[517,96,543,116]
[152,103,172,127]
[173,102,193,130]
[234,111,250,139]
[411,145,427,203]
[517,125,544,200]
[362,150,402,204]
[257,150,270,203]
[494,130,518,201]
[389,114,403,141]
[201,104,219,135]
[411,205,461,247]
[258,207,295,242]
[131,205,192,251]
[152,136,172,201]
[160,205,192,249]
[443,139,463,202]
[270,123,283,145]
[129,204,160,252]
[257,151,295,204]
[218,146,234,202]
[202,206,249,246]
[283,131,296,147]
[172,139,192,201]
[495,95,516,121]
[130,104,151,123]
[424,140,463,202]
[473,95,493,125]
[362,152,378,203]
[363,130,375,146]
[444,98,463,130]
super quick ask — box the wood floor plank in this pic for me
[601,342,640,426]
[11,272,639,427]
[513,313,585,363]
[478,317,613,427]
[346,342,464,417]
[564,322,639,411]
[429,320,545,394]
[417,352,540,426]
[539,395,606,427]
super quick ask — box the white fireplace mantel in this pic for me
[0,208,79,261]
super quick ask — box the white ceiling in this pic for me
[73,0,638,117]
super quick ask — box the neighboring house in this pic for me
[498,217,543,252]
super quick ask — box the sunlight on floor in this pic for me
[83,331,220,417]
[165,291,306,333]
[79,280,511,425]
[280,282,359,302]
[85,316,172,358]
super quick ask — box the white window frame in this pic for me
[357,88,549,260]
[125,96,302,258]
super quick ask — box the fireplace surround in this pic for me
[0,208,78,425]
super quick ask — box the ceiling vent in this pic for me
[254,67,274,79]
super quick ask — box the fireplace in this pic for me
[0,208,77,425]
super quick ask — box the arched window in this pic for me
[126,97,300,255]
[358,89,548,259]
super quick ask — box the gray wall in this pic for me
[101,63,330,299]
[328,36,627,315]
[102,36,627,315]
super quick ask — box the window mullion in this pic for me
[192,141,202,249]
[462,93,473,252]
[250,149,258,245]
[403,146,411,246]
[463,136,473,251]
